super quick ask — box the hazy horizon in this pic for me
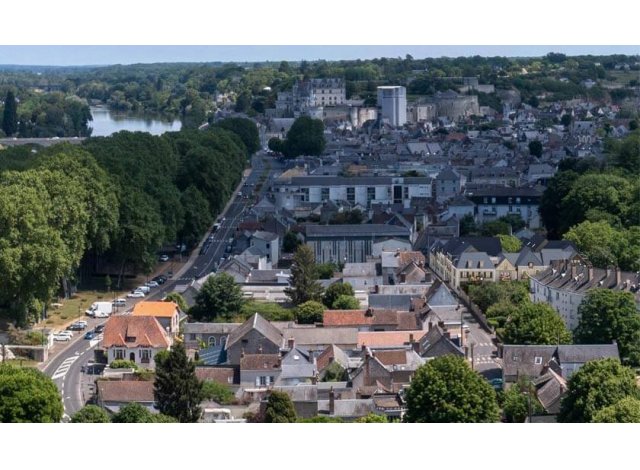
[0,45,637,67]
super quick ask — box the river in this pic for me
[89,106,182,137]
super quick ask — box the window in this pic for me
[516,197,521,204]
[141,349,151,364]
[491,197,496,204]
[259,376,267,386]
[321,187,330,201]
[347,187,355,203]
[270,376,275,384]
[114,349,124,360]
[367,187,375,202]
[189,333,196,340]
[483,197,488,204]
[208,336,216,347]
[534,356,543,365]
[403,186,409,200]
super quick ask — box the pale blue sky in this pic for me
[0,45,637,66]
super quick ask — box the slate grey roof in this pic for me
[465,186,543,197]
[535,371,567,414]
[317,399,375,418]
[305,224,410,238]
[183,322,240,335]
[281,327,358,347]
[420,326,465,358]
[515,246,542,266]
[343,262,377,277]
[556,344,619,363]
[501,252,520,264]
[426,282,458,307]
[198,345,228,365]
[252,231,278,242]
[368,294,416,311]
[225,313,283,350]
[447,195,475,207]
[502,345,557,379]
[438,237,502,257]
[456,251,494,270]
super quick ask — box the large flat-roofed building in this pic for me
[377,86,407,127]
[274,176,431,211]
[305,224,411,264]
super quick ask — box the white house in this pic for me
[101,316,172,369]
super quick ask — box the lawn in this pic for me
[35,289,129,330]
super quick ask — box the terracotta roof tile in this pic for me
[132,301,180,318]
[102,316,171,349]
[240,354,281,371]
[97,380,155,403]
[373,350,408,366]
[357,331,426,348]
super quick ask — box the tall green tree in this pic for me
[564,220,626,269]
[592,396,640,423]
[282,116,326,158]
[558,358,638,423]
[497,234,522,252]
[332,295,360,310]
[322,282,356,309]
[295,300,325,325]
[285,245,324,305]
[2,90,18,136]
[574,289,640,366]
[404,355,500,423]
[189,273,245,322]
[264,391,297,423]
[178,185,213,249]
[539,170,580,239]
[502,302,572,345]
[214,117,260,156]
[154,341,204,423]
[112,402,155,423]
[528,140,543,158]
[467,281,529,313]
[0,364,63,423]
[71,405,111,423]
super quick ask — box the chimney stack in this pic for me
[287,337,295,350]
[329,387,335,415]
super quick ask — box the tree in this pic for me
[480,220,510,236]
[355,413,388,423]
[564,220,638,270]
[164,292,188,313]
[502,385,529,423]
[592,397,640,423]
[497,234,522,252]
[404,355,500,423]
[0,364,63,423]
[178,185,212,249]
[323,282,355,309]
[154,341,204,423]
[561,114,572,127]
[282,231,301,253]
[467,281,529,313]
[268,137,284,154]
[71,405,111,423]
[459,214,477,236]
[573,289,640,366]
[285,245,324,305]
[315,263,336,280]
[112,402,155,423]
[299,415,344,423]
[2,90,18,136]
[502,302,573,345]
[281,116,326,158]
[190,273,245,322]
[528,140,543,158]
[539,170,580,239]
[295,300,325,325]
[214,117,260,156]
[558,358,638,423]
[264,391,297,423]
[201,381,235,405]
[332,295,360,310]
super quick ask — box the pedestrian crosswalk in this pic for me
[52,355,79,380]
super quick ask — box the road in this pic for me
[43,151,281,418]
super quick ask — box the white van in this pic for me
[136,285,151,294]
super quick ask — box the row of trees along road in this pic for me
[0,118,258,325]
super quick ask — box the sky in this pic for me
[0,45,638,67]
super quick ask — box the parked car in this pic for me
[159,254,170,262]
[145,280,159,288]
[94,324,105,334]
[154,275,167,284]
[84,330,96,340]
[93,311,109,318]
[489,378,504,391]
[112,298,127,307]
[53,333,71,342]
[166,271,173,279]
[136,286,151,294]
[67,322,86,331]
[127,291,145,298]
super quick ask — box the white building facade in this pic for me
[377,86,407,127]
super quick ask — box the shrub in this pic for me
[110,360,139,370]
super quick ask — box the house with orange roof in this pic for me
[131,301,181,336]
[101,316,172,368]
[356,330,426,349]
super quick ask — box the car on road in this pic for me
[67,322,86,331]
[112,298,127,307]
[94,324,105,334]
[84,330,96,340]
[53,333,71,342]
[145,280,159,288]
[136,285,151,294]
[93,311,109,318]
[159,254,170,262]
[166,271,174,279]
[489,378,504,390]
[127,290,145,298]
[152,275,167,284]
[225,244,232,253]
